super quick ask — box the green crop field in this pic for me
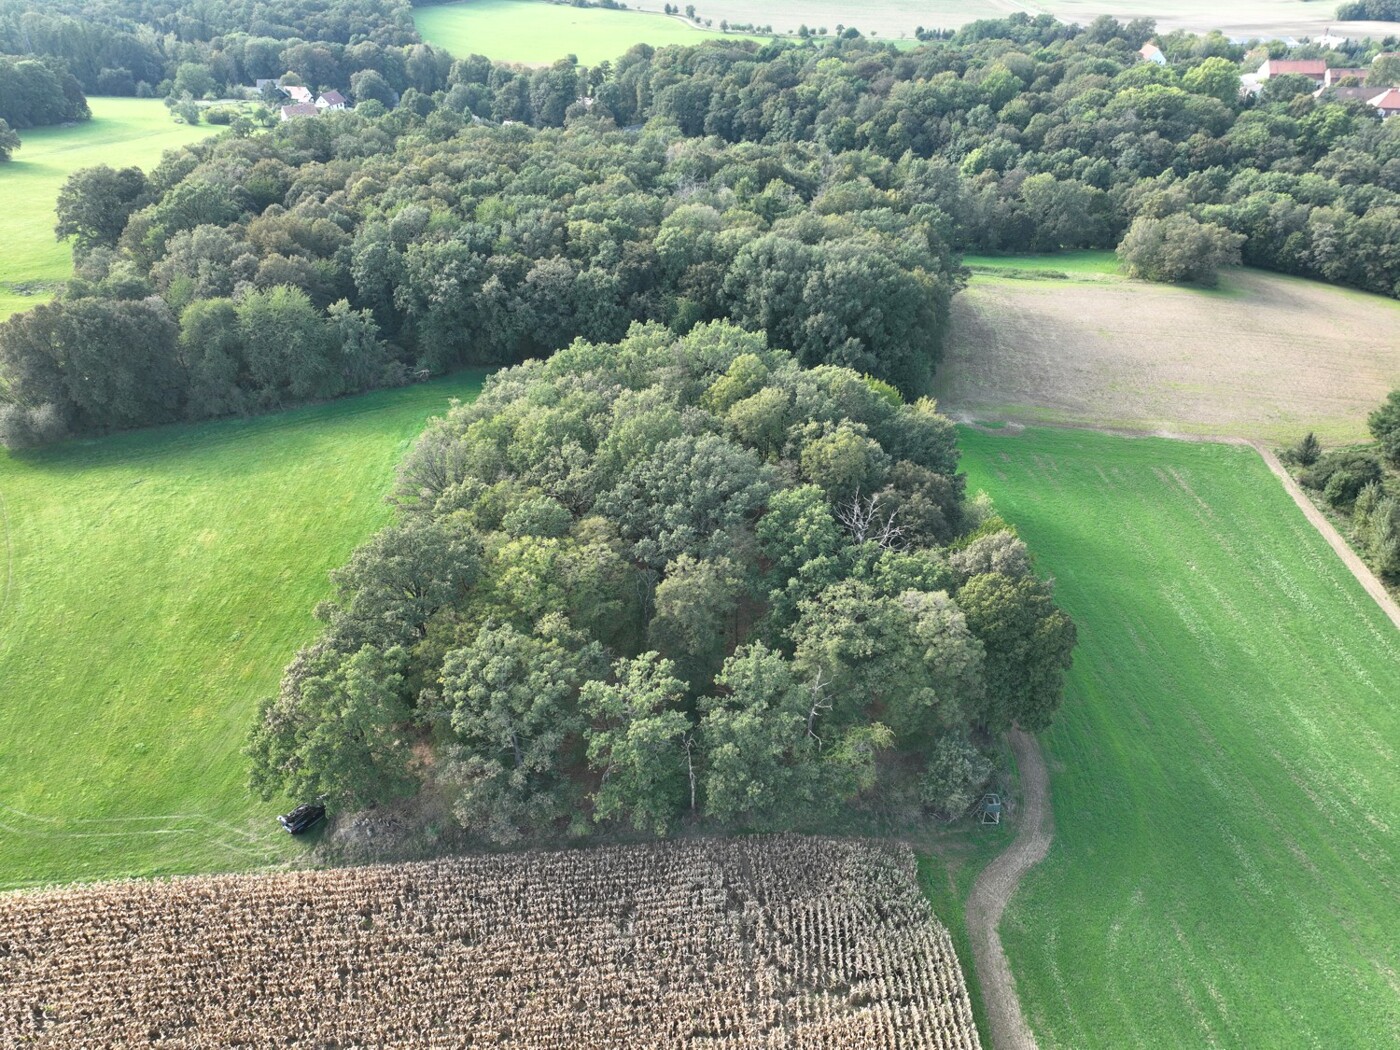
[958,426,1400,1049]
[0,375,484,889]
[0,97,218,322]
[414,0,764,66]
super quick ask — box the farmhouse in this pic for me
[1323,67,1368,87]
[316,90,347,110]
[1138,42,1166,65]
[1371,88,1400,118]
[283,85,314,104]
[279,102,319,121]
[1258,59,1326,82]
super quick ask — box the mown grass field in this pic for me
[937,266,1400,446]
[0,375,484,889]
[630,0,1399,40]
[414,0,762,66]
[0,97,218,321]
[962,250,1121,277]
[959,426,1400,1049]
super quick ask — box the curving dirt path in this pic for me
[965,728,1052,1050]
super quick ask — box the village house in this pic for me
[1258,59,1327,82]
[1371,88,1400,118]
[315,90,347,110]
[1138,42,1166,65]
[1323,67,1368,87]
[283,85,314,104]
[279,102,319,121]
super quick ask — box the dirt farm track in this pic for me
[935,270,1400,447]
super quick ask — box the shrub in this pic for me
[1117,213,1244,286]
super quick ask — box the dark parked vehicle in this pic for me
[278,802,326,834]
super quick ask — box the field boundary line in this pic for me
[1250,441,1400,631]
[965,728,1051,1050]
[952,415,1400,633]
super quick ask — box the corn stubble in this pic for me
[0,835,979,1048]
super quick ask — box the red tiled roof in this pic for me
[1371,88,1400,109]
[1263,59,1327,77]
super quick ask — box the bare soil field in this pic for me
[0,836,980,1049]
[934,270,1400,446]
[631,0,1399,42]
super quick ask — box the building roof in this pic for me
[284,85,314,103]
[1370,88,1400,110]
[1323,67,1368,85]
[1138,43,1165,62]
[1261,59,1327,78]
[1317,85,1382,103]
[318,90,347,106]
[280,102,319,119]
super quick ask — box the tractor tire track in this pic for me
[966,728,1052,1050]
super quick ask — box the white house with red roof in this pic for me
[316,90,348,110]
[1370,88,1400,118]
[1138,42,1166,65]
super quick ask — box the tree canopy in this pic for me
[248,322,1075,839]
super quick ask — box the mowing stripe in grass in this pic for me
[959,426,1399,1049]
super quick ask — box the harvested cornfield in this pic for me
[0,835,979,1049]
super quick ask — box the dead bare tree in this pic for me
[835,487,908,551]
[805,668,831,748]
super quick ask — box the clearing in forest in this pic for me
[413,0,762,67]
[0,375,484,889]
[0,98,218,321]
[959,426,1400,1049]
[0,836,980,1049]
[936,267,1400,446]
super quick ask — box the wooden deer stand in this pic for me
[978,793,1003,825]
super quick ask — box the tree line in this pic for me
[6,16,1400,444]
[248,321,1075,840]
[0,118,957,446]
[0,0,418,97]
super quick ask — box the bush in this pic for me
[1287,431,1322,467]
[0,402,68,449]
[919,734,994,818]
[1117,213,1244,286]
[1300,448,1383,507]
[1368,389,1400,468]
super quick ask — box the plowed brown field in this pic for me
[935,271,1400,445]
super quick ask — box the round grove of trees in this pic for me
[248,322,1075,842]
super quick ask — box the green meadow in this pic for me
[959,427,1400,1049]
[961,250,1122,278]
[0,375,484,889]
[0,97,218,321]
[414,0,763,66]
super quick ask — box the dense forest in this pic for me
[4,14,1400,446]
[248,321,1075,839]
[0,0,419,95]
